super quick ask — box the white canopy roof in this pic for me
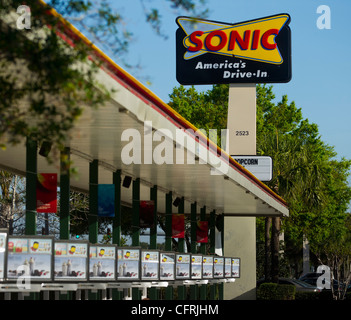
[0,7,288,218]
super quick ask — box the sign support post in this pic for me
[175,13,291,300]
[224,83,257,300]
[227,84,256,155]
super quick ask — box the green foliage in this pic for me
[1,0,209,159]
[169,83,351,280]
[141,0,208,39]
[0,0,111,159]
[169,84,228,147]
[255,84,351,280]
[257,283,295,300]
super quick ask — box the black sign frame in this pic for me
[176,14,291,85]
[117,246,141,282]
[54,240,89,282]
[88,243,117,282]
[159,251,176,281]
[7,235,54,283]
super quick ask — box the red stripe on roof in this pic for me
[43,1,288,209]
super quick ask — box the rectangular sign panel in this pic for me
[213,256,224,278]
[54,241,88,281]
[232,258,241,278]
[36,173,57,213]
[98,184,115,217]
[202,255,213,279]
[175,253,191,280]
[117,247,140,281]
[191,254,202,280]
[89,244,116,281]
[224,257,232,278]
[232,155,273,181]
[141,250,159,281]
[0,230,7,281]
[160,252,175,281]
[176,14,291,85]
[7,236,53,282]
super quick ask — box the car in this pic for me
[277,278,321,292]
[257,277,321,292]
[299,272,340,290]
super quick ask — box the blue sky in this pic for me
[107,0,351,167]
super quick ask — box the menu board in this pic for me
[141,250,159,281]
[202,256,213,279]
[7,236,53,281]
[191,254,202,280]
[160,252,175,281]
[213,257,224,278]
[232,258,240,278]
[224,257,232,278]
[117,248,140,281]
[0,230,7,281]
[175,253,190,280]
[89,244,116,281]
[54,241,88,281]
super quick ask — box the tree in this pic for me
[0,170,25,234]
[1,0,110,159]
[0,0,209,239]
[0,0,208,159]
[305,159,351,300]
[169,83,351,284]
[169,84,228,147]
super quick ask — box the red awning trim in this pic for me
[41,1,288,208]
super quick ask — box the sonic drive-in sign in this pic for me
[176,14,291,84]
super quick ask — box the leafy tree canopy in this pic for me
[169,83,351,273]
[0,0,208,156]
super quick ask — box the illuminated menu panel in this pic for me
[141,250,159,281]
[0,230,7,281]
[175,253,190,280]
[7,236,53,281]
[191,254,202,280]
[160,252,175,281]
[117,248,140,281]
[232,258,240,278]
[224,257,232,278]
[89,245,116,281]
[202,256,213,279]
[213,257,224,278]
[54,241,88,281]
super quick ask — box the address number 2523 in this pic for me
[235,131,249,136]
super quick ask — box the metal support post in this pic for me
[190,202,198,299]
[112,169,122,300]
[60,147,70,240]
[132,178,140,300]
[89,159,99,300]
[165,191,173,300]
[89,160,99,243]
[177,197,185,300]
[149,185,158,300]
[25,138,37,235]
[210,210,216,300]
[200,206,207,300]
